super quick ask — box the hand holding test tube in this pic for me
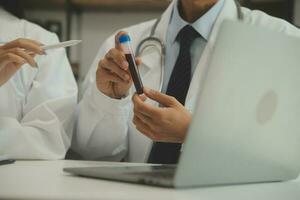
[95,32,142,99]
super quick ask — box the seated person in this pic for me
[0,0,78,159]
[72,0,300,163]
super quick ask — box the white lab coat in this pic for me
[74,0,300,162]
[0,9,78,159]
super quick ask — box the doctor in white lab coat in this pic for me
[74,0,300,162]
[0,7,78,159]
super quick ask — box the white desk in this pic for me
[1,160,300,200]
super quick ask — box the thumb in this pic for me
[144,87,177,107]
[115,31,128,51]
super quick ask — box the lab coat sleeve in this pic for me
[0,32,78,160]
[73,35,132,160]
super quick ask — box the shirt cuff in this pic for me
[88,82,131,116]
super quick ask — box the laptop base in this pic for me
[64,165,176,188]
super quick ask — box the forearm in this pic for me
[0,113,69,160]
[73,83,131,160]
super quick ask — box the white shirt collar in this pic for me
[168,0,225,43]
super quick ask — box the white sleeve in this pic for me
[72,36,132,161]
[0,34,78,160]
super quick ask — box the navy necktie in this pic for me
[148,25,200,164]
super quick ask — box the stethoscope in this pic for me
[135,0,243,92]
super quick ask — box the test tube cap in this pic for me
[119,34,131,43]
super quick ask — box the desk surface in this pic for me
[1,160,300,200]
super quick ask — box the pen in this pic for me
[0,40,82,51]
[42,40,82,51]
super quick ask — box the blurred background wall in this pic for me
[295,0,300,25]
[25,9,160,83]
[5,0,298,87]
[22,0,165,86]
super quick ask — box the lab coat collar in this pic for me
[153,1,174,45]
[140,1,174,72]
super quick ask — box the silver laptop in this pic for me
[64,20,300,188]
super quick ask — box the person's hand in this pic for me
[132,88,192,143]
[96,31,141,99]
[0,38,45,86]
